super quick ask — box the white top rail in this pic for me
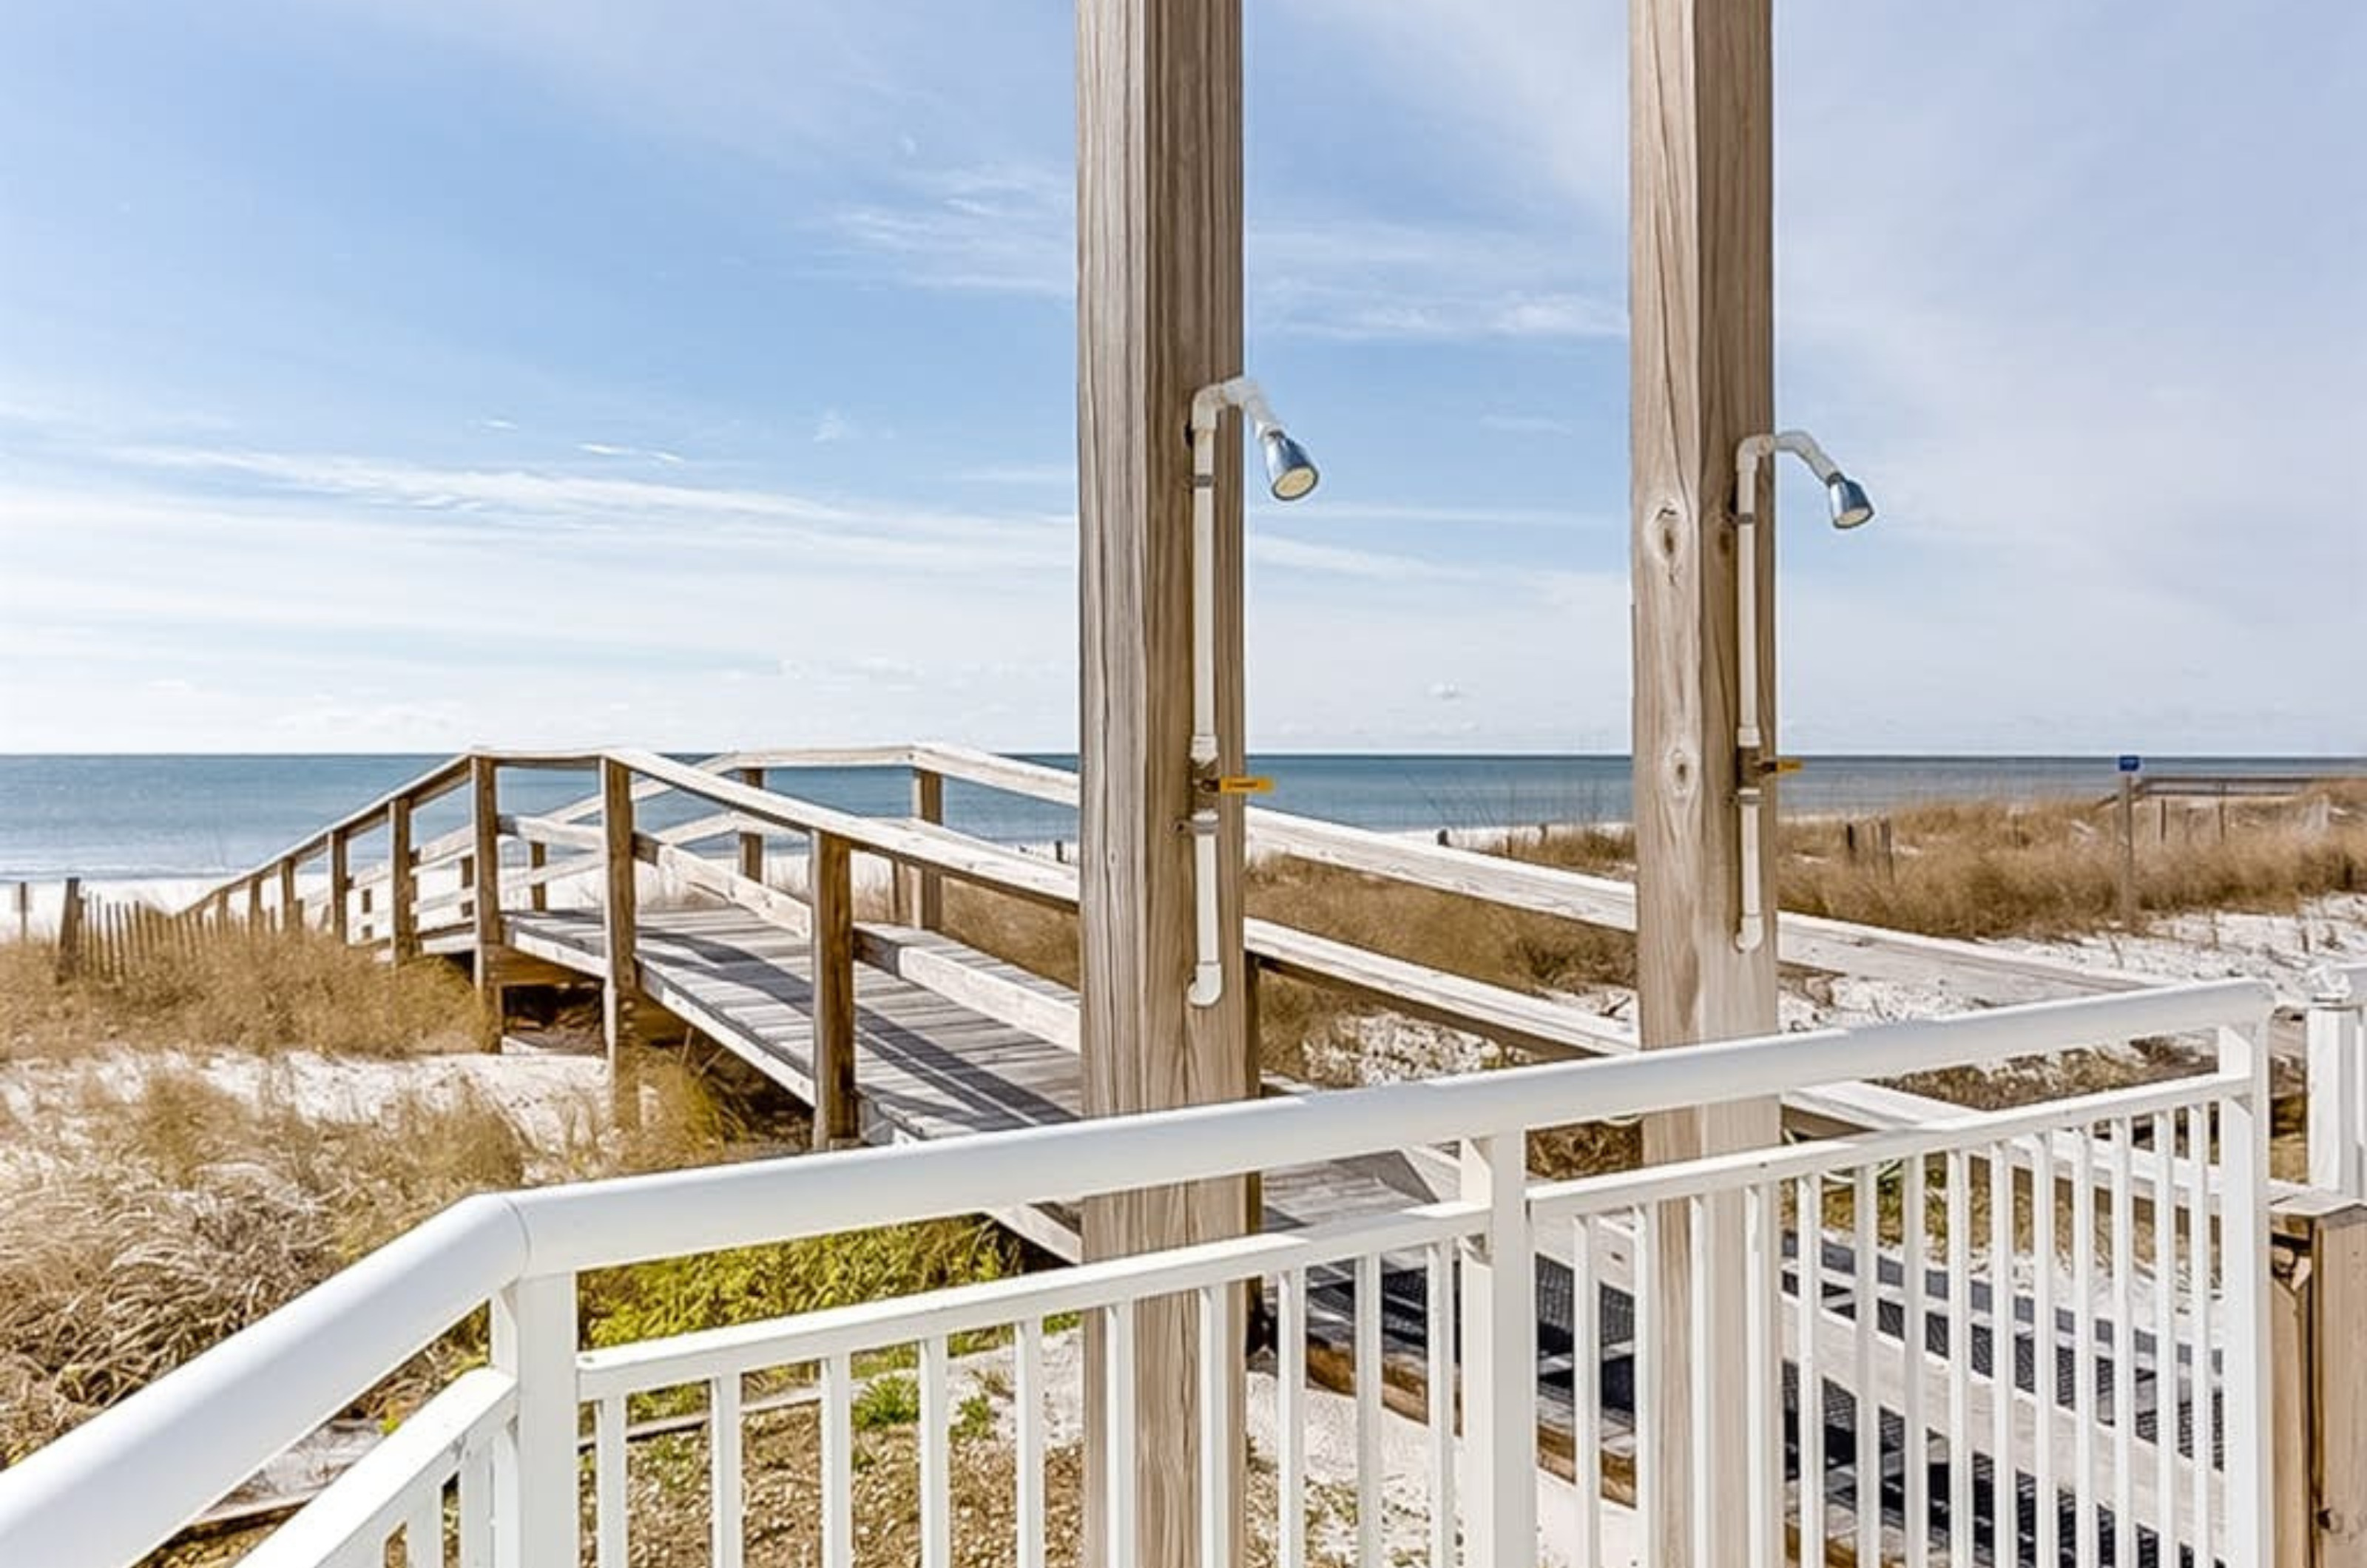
[0,1201,529,1568]
[0,978,2269,1568]
[507,979,2265,1274]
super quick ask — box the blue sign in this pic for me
[2118,754,2142,774]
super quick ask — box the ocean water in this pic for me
[0,752,2355,881]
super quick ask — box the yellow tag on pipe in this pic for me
[1765,757,1806,776]
[1214,775,1274,795]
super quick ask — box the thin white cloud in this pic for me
[956,461,1073,487]
[75,445,1075,576]
[574,440,685,465]
[1480,413,1578,436]
[821,163,1621,345]
[811,409,856,445]
[1249,500,1615,533]
[821,165,1071,297]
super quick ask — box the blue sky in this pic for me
[1,1,2359,754]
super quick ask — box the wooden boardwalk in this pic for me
[449,905,1430,1263]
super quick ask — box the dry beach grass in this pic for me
[955,781,2362,1084]
[0,922,482,1062]
[0,925,1015,1478]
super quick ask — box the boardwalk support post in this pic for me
[471,755,506,1049]
[277,859,299,933]
[389,797,419,962]
[327,828,350,943]
[735,766,767,885]
[809,830,860,1149]
[599,760,642,1129]
[896,768,944,931]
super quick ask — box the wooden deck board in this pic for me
[499,908,1425,1257]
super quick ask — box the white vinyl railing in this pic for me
[2304,962,2367,1199]
[0,980,2273,1568]
[1537,1075,2258,1567]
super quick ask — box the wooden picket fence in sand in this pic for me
[7,878,200,981]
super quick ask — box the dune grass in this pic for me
[0,916,1017,1472]
[0,1044,1015,1466]
[0,1065,530,1462]
[945,783,2363,1085]
[0,920,483,1062]
[1772,784,2366,940]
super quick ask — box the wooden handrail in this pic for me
[180,754,473,916]
[907,741,2153,1006]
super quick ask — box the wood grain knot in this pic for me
[1664,746,1699,802]
[1653,504,1683,562]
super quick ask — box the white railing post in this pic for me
[1457,1130,1535,1568]
[2307,964,2367,1197]
[2218,1018,2275,1568]
[491,1272,579,1568]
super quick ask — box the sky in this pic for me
[1,1,2360,757]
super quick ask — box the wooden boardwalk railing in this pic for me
[156,743,2279,1154]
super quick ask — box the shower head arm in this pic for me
[1735,429,1846,519]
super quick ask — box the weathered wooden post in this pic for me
[734,766,767,885]
[808,831,859,1148]
[2312,1205,2367,1567]
[244,876,264,929]
[55,877,84,980]
[11,880,27,942]
[1076,0,1252,1558]
[327,827,351,942]
[2118,773,2140,927]
[2270,956,2367,1568]
[277,858,300,933]
[470,755,505,1048]
[388,798,419,962]
[599,758,642,1128]
[527,841,549,913]
[1629,0,1779,1555]
[895,768,944,930]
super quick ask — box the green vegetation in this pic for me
[580,1221,1013,1383]
[849,1373,922,1430]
